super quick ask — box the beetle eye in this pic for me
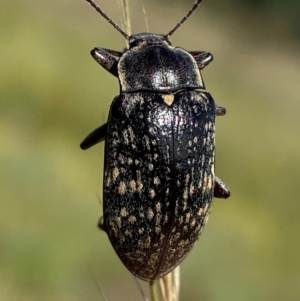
[129,39,143,48]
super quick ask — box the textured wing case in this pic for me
[103,90,215,280]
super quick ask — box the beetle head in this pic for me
[128,33,171,49]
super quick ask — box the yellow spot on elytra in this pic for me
[115,217,121,228]
[147,208,154,220]
[128,127,135,140]
[162,94,174,106]
[204,202,210,213]
[197,207,204,216]
[185,174,190,184]
[185,212,191,224]
[155,215,162,225]
[198,203,210,217]
[207,175,213,190]
[178,240,185,247]
[129,180,136,192]
[144,135,150,150]
[144,236,151,248]
[164,214,169,223]
[120,207,128,217]
[118,181,126,195]
[149,189,156,198]
[202,171,208,187]
[125,229,132,237]
[137,181,143,193]
[155,202,161,212]
[183,188,189,200]
[128,215,136,224]
[153,177,160,185]
[106,175,111,187]
[112,168,119,181]
[189,184,195,196]
[204,214,210,225]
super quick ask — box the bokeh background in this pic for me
[1,0,300,300]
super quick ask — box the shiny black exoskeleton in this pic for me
[81,0,230,282]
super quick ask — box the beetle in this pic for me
[80,0,230,281]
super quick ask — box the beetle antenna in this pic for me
[85,0,130,40]
[166,0,203,37]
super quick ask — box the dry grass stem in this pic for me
[158,267,180,301]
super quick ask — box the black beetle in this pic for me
[80,0,230,281]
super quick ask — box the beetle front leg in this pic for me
[91,48,122,77]
[214,176,230,199]
[80,123,107,150]
[190,51,213,70]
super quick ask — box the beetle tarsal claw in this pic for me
[162,94,175,106]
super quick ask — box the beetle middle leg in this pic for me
[80,123,107,150]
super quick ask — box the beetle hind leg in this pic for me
[214,176,230,199]
[98,216,107,232]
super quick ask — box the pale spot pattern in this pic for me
[103,90,216,281]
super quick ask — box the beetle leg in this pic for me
[215,105,226,116]
[190,51,213,70]
[214,176,230,199]
[80,123,107,150]
[91,48,121,77]
[98,216,106,232]
[100,48,123,57]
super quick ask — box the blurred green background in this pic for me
[1,0,300,300]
